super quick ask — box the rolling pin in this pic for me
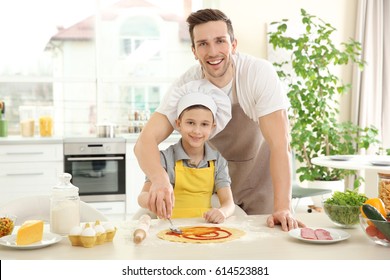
[133,214,151,244]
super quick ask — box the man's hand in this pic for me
[266,209,306,231]
[148,182,174,219]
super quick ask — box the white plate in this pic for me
[288,228,350,244]
[370,160,390,166]
[329,155,352,161]
[0,232,62,249]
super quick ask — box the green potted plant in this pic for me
[268,9,379,189]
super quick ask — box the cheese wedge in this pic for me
[16,220,44,245]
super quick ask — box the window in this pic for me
[0,0,195,136]
[119,16,161,59]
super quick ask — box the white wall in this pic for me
[204,0,358,122]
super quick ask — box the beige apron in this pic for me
[171,160,214,218]
[209,80,273,214]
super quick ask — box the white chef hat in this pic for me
[177,93,218,119]
[165,79,232,138]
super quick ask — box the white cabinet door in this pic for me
[125,139,177,215]
[0,143,64,207]
[0,144,63,162]
[0,162,63,206]
[126,143,145,214]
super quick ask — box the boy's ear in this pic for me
[175,118,181,129]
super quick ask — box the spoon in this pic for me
[167,218,182,234]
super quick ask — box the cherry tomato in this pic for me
[376,231,386,240]
[365,225,379,237]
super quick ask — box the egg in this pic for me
[94,224,105,234]
[69,225,82,236]
[103,222,115,231]
[81,227,96,237]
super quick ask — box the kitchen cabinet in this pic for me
[125,137,178,215]
[0,142,64,206]
[87,201,126,216]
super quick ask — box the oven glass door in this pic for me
[64,155,125,196]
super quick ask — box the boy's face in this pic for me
[176,108,216,148]
[191,20,237,86]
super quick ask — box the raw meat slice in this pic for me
[300,227,317,239]
[314,229,333,240]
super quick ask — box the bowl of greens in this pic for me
[322,190,368,228]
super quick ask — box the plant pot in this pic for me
[307,180,345,207]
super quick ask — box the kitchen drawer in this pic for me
[0,162,63,206]
[86,201,125,215]
[0,144,63,163]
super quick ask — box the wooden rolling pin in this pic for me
[133,214,151,244]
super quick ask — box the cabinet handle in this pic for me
[67,156,124,161]
[6,172,44,176]
[95,207,113,211]
[6,152,45,155]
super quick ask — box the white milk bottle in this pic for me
[50,173,80,235]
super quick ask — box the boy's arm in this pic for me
[216,187,235,218]
[204,187,235,223]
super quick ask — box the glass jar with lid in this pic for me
[50,173,80,235]
[378,173,390,213]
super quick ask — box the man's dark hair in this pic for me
[186,9,235,48]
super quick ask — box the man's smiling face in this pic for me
[192,20,237,87]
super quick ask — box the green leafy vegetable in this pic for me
[323,190,368,226]
[324,190,368,206]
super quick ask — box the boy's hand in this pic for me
[203,208,226,224]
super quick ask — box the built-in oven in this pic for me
[63,137,126,214]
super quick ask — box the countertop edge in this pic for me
[0,134,181,145]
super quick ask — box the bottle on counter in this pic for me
[19,106,36,137]
[38,106,54,137]
[50,173,80,235]
[0,100,8,137]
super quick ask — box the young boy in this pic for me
[138,79,234,224]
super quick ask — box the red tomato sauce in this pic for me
[166,226,232,240]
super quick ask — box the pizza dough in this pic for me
[157,226,245,244]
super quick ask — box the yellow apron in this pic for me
[171,160,215,218]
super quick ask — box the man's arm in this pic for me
[137,181,152,209]
[134,112,174,218]
[259,109,304,231]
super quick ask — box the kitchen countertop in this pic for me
[0,135,64,144]
[1,212,389,260]
[0,133,181,144]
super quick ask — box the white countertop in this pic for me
[1,212,389,260]
[0,133,181,144]
[0,135,64,144]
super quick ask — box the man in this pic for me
[134,9,304,231]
